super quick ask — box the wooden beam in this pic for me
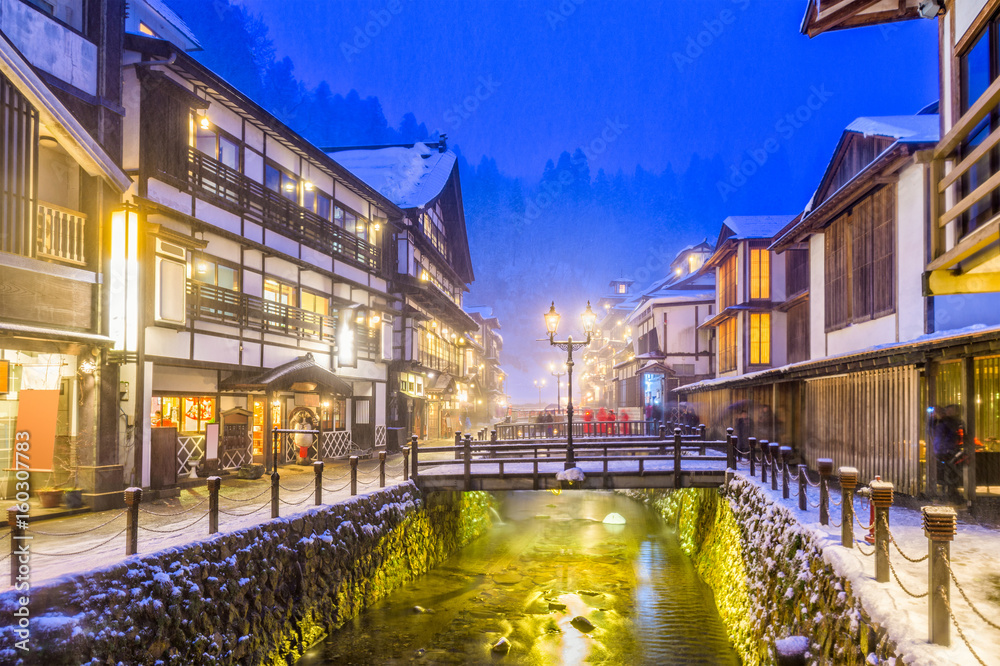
[927,216,1000,270]
[936,75,1000,160]
[938,124,1000,193]
[923,269,1000,295]
[940,167,1000,227]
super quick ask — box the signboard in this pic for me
[0,360,7,393]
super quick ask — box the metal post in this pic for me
[8,507,23,586]
[781,446,792,499]
[565,342,576,470]
[726,427,735,462]
[871,478,894,583]
[464,434,472,490]
[839,467,858,548]
[207,477,220,535]
[313,461,324,505]
[379,451,386,488]
[410,436,419,483]
[350,456,358,495]
[923,505,957,646]
[769,443,780,491]
[760,440,769,483]
[402,446,410,481]
[818,459,833,526]
[270,469,279,519]
[674,428,682,488]
[749,438,757,477]
[727,431,736,470]
[798,464,807,511]
[125,487,141,556]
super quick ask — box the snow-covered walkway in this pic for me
[730,461,1000,666]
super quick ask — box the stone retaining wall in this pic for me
[0,483,494,665]
[632,476,901,665]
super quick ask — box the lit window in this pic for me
[138,22,158,37]
[750,249,770,300]
[749,313,771,365]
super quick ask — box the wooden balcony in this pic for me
[187,280,336,342]
[186,149,381,272]
[36,201,86,266]
[929,76,1000,286]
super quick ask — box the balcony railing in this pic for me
[186,149,381,271]
[36,201,86,266]
[932,75,1000,260]
[187,280,336,342]
[417,347,461,376]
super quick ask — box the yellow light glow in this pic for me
[356,314,365,324]
[283,182,295,192]
[427,332,434,341]
[369,314,381,326]
[304,181,314,191]
[373,223,381,231]
[199,116,210,130]
[357,224,365,232]
[420,271,429,281]
[196,260,208,275]
[675,267,683,275]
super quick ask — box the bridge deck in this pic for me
[414,457,729,491]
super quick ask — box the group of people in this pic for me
[582,407,632,435]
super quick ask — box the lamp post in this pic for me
[549,362,566,413]
[533,379,546,407]
[543,301,597,469]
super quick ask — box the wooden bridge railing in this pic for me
[495,419,666,440]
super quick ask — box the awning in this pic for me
[219,353,352,395]
[638,361,675,376]
[426,373,456,394]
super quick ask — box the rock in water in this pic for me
[571,616,595,633]
[555,467,586,482]
[602,513,626,524]
[491,637,511,655]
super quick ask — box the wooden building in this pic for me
[699,216,797,379]
[582,278,639,408]
[331,142,477,442]
[119,7,400,487]
[0,0,132,509]
[465,306,506,426]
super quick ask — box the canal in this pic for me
[299,490,738,665]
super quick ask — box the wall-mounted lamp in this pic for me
[78,359,97,375]
[303,181,314,191]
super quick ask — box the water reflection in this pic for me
[299,491,737,665]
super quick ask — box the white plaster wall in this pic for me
[376,382,387,426]
[243,271,262,297]
[243,249,263,272]
[266,140,297,174]
[771,251,787,302]
[263,256,298,282]
[263,230,297,258]
[193,333,240,365]
[152,365,217,392]
[147,180,192,214]
[956,0,991,44]
[207,101,242,142]
[335,261,371,285]
[122,68,141,171]
[334,183,370,219]
[300,270,329,292]
[825,316,897,357]
[262,345,300,368]
[145,327,190,359]
[204,233,241,264]
[0,0,96,94]
[243,221,263,245]
[809,234,826,359]
[935,292,1000,329]
[245,125,264,153]
[301,246,334,274]
[195,200,242,237]
[896,162,928,341]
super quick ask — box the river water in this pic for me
[299,490,738,665]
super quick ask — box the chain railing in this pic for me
[5,452,410,580]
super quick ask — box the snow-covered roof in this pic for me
[721,215,797,241]
[130,0,201,51]
[845,115,940,144]
[329,143,457,209]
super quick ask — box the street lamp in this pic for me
[543,300,597,469]
[533,378,546,406]
[549,362,566,413]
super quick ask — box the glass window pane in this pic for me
[303,189,315,212]
[196,126,216,157]
[334,206,344,227]
[218,265,238,290]
[317,194,332,220]
[280,172,298,202]
[219,136,239,170]
[265,164,281,192]
[962,29,992,113]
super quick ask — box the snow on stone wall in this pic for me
[633,478,901,665]
[0,483,495,665]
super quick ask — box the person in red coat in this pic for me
[597,407,608,436]
[583,408,594,435]
[620,409,630,435]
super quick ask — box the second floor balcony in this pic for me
[185,149,381,273]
